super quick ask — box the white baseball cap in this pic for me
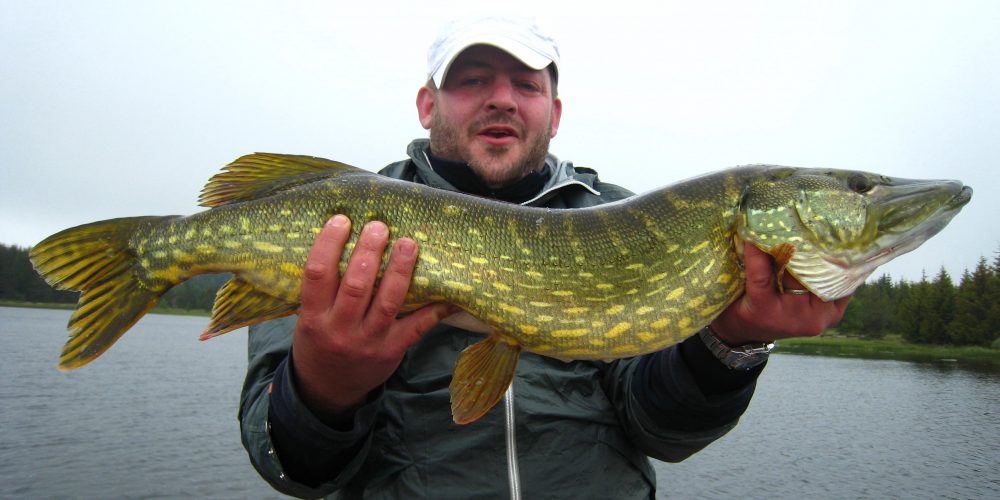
[426,16,560,87]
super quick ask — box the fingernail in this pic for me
[329,215,349,227]
[396,238,416,257]
[365,221,386,237]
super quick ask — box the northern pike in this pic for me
[30,154,972,423]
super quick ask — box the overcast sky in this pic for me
[2,0,997,283]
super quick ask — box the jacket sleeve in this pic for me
[601,334,764,462]
[239,316,379,498]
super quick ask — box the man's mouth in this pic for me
[478,126,519,142]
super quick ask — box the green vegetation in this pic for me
[837,246,1000,348]
[1,243,226,314]
[776,334,1000,369]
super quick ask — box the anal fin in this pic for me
[200,278,296,340]
[450,333,521,425]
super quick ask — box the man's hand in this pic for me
[710,242,852,346]
[291,215,453,422]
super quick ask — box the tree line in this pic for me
[3,242,1000,347]
[0,243,227,312]
[835,248,1000,347]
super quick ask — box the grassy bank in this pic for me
[776,334,1000,370]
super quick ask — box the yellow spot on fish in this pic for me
[201,227,213,237]
[471,257,488,265]
[184,228,197,240]
[689,241,709,253]
[422,254,439,265]
[590,339,607,347]
[686,295,706,308]
[575,255,586,264]
[280,263,300,275]
[665,287,685,301]
[519,324,538,335]
[499,304,525,315]
[286,232,300,239]
[442,204,461,216]
[604,322,631,339]
[223,240,241,249]
[253,242,285,253]
[637,332,656,343]
[551,328,588,338]
[717,273,732,284]
[563,307,590,314]
[447,241,462,248]
[529,301,552,308]
[196,244,215,255]
[168,235,178,244]
[525,270,543,279]
[445,281,474,292]
[650,318,671,330]
[596,283,615,290]
[292,247,307,254]
[552,290,574,297]
[605,304,625,315]
[413,276,430,287]
[678,318,691,329]
[612,344,639,355]
[665,244,679,253]
[537,315,554,322]
[636,306,655,316]
[648,272,669,283]
[493,282,512,292]
[578,271,594,278]
[468,228,481,237]
[626,263,644,270]
[413,231,429,242]
[153,251,168,259]
[452,262,466,270]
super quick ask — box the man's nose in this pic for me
[486,78,517,113]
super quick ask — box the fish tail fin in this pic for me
[29,216,173,370]
[450,333,522,425]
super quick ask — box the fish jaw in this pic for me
[739,168,972,301]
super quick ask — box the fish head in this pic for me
[737,166,972,301]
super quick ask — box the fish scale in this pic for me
[29,153,971,424]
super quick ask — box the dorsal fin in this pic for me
[198,153,365,207]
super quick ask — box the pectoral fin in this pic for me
[450,333,521,425]
[767,243,796,294]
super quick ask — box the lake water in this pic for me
[1,306,998,499]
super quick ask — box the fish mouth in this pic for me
[863,181,971,266]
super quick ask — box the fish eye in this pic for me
[848,173,874,193]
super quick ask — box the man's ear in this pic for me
[549,97,563,138]
[416,86,435,130]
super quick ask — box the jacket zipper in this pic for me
[504,383,521,500]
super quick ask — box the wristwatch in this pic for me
[698,326,775,370]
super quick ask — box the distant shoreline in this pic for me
[777,334,1000,370]
[3,301,997,369]
[0,300,210,317]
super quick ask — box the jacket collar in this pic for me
[405,139,600,206]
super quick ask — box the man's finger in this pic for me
[331,221,390,323]
[300,215,351,313]
[365,237,419,334]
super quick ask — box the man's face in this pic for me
[417,45,562,189]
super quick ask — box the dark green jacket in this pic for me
[240,139,759,498]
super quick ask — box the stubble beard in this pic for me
[429,110,552,189]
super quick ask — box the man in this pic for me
[240,17,849,498]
